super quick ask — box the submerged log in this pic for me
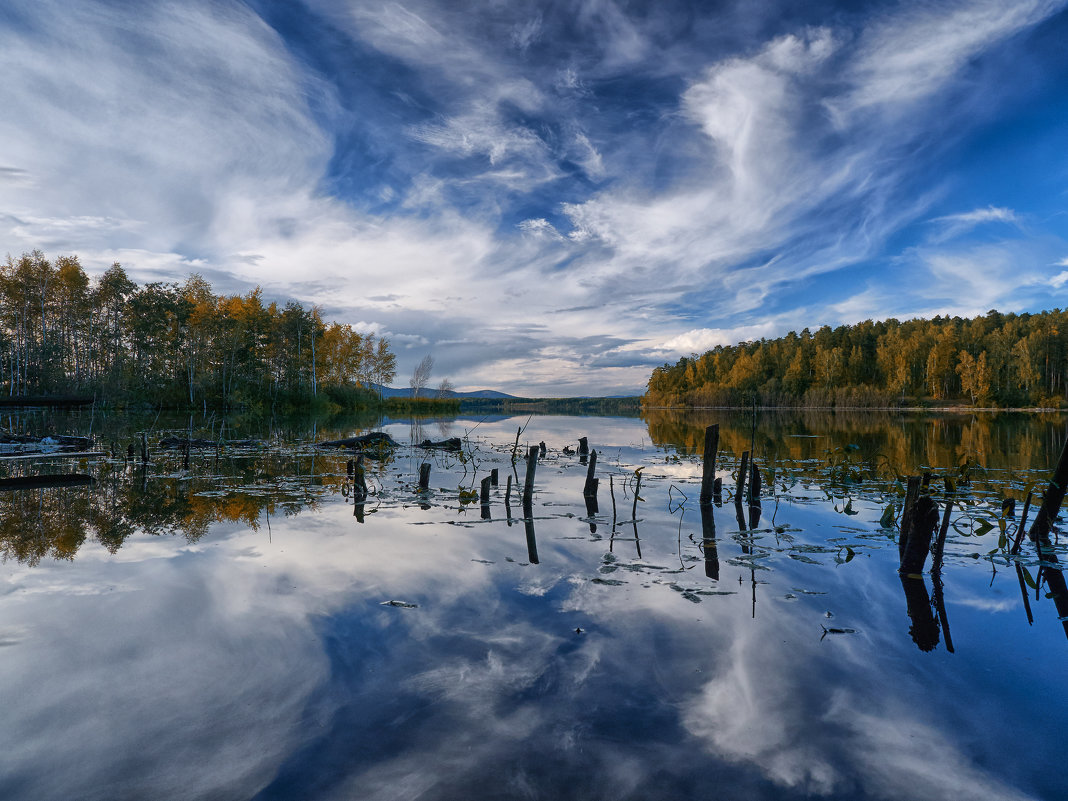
[319,432,398,449]
[0,450,104,461]
[158,437,217,449]
[0,433,92,452]
[0,474,95,491]
[0,395,94,407]
[418,437,462,451]
[158,437,261,449]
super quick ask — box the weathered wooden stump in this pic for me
[900,494,939,574]
[898,476,922,562]
[583,450,598,499]
[735,451,749,507]
[699,424,719,505]
[522,445,539,507]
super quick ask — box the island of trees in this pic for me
[645,310,1068,409]
[0,249,423,411]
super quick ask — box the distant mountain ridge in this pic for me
[370,383,518,400]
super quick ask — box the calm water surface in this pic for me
[0,410,1065,800]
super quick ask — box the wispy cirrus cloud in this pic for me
[929,206,1020,242]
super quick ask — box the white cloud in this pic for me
[657,323,781,355]
[935,206,1018,225]
[833,0,1067,119]
[929,206,1020,242]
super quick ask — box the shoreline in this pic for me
[640,404,1065,413]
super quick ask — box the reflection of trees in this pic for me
[0,486,91,566]
[0,448,381,566]
[643,408,1068,482]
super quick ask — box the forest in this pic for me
[0,249,400,411]
[645,309,1068,409]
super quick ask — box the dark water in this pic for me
[0,410,1065,800]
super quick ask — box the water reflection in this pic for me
[0,449,349,565]
[648,406,1068,469]
[899,575,940,652]
[1,412,1067,800]
[701,503,719,581]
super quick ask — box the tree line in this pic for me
[645,309,1068,408]
[0,249,398,409]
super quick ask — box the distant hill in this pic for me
[370,384,518,400]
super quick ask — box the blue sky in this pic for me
[1,1,1067,395]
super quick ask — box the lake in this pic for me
[0,408,1065,800]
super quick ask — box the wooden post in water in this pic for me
[578,437,589,456]
[490,468,499,486]
[353,454,367,501]
[699,424,719,506]
[524,516,540,564]
[1027,434,1068,545]
[609,474,617,528]
[632,470,642,519]
[505,473,512,505]
[900,494,939,575]
[749,460,761,509]
[713,477,722,505]
[418,462,431,491]
[539,441,546,457]
[1010,491,1033,555]
[584,491,599,524]
[522,445,539,507]
[900,575,940,652]
[898,476,922,561]
[140,432,149,464]
[735,451,749,507]
[481,475,492,520]
[700,502,719,580]
[583,450,598,499]
[930,477,955,573]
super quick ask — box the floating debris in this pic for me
[820,624,857,640]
